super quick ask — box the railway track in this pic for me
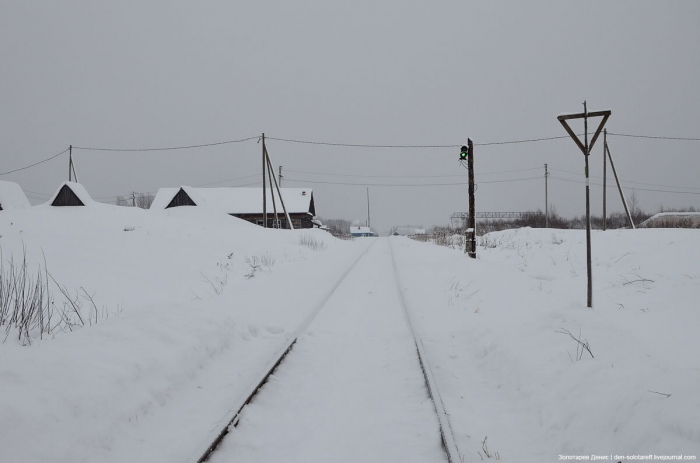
[190,238,461,463]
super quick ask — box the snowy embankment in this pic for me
[391,228,700,461]
[0,204,369,463]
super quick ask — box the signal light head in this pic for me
[460,146,468,160]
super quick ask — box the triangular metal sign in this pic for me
[557,109,611,155]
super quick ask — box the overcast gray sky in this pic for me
[2,1,699,234]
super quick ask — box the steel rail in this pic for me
[388,238,462,463]
[189,239,378,463]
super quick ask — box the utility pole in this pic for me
[603,129,607,231]
[605,140,635,229]
[262,133,267,228]
[67,145,78,183]
[467,139,476,258]
[279,166,283,187]
[132,191,136,207]
[264,142,294,229]
[558,103,610,308]
[366,188,370,229]
[545,163,549,228]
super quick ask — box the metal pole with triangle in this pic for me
[557,103,611,308]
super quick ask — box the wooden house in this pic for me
[150,186,317,229]
[0,181,31,211]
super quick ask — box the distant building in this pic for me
[391,225,425,236]
[0,181,31,210]
[350,226,375,237]
[639,212,700,228]
[151,186,317,229]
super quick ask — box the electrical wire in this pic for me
[266,135,575,148]
[193,173,261,187]
[72,136,259,152]
[550,176,700,195]
[608,132,700,141]
[0,148,69,176]
[282,176,541,187]
[95,178,263,203]
[550,167,700,191]
[284,166,541,178]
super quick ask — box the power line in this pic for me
[193,173,261,187]
[72,136,259,152]
[283,176,541,187]
[266,135,575,148]
[550,167,700,191]
[550,176,700,196]
[95,179,263,202]
[608,132,700,141]
[285,166,541,178]
[0,148,69,176]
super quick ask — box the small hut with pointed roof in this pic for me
[47,182,93,207]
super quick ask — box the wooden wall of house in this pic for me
[231,213,314,229]
[51,185,85,206]
[166,189,196,208]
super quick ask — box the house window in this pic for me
[255,220,263,226]
[292,219,302,229]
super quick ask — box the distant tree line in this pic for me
[434,192,698,237]
[116,192,154,209]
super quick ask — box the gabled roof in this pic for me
[0,181,31,210]
[151,187,315,215]
[46,182,94,207]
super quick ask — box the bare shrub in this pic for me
[0,247,116,345]
[477,436,500,460]
[556,327,594,362]
[244,253,276,279]
[298,233,327,250]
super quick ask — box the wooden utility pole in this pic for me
[68,145,78,183]
[603,129,607,231]
[366,188,370,228]
[264,143,294,229]
[557,103,610,308]
[68,145,72,182]
[605,140,635,229]
[132,191,136,207]
[545,163,549,228]
[262,133,267,228]
[279,166,283,187]
[265,155,279,227]
[467,139,476,258]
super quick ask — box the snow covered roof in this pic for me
[151,187,315,215]
[46,182,94,206]
[0,181,31,210]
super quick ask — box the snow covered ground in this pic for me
[392,228,700,461]
[0,204,369,463]
[1,204,699,462]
